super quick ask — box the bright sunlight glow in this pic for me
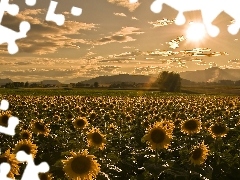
[186,22,206,41]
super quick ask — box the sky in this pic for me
[0,0,240,83]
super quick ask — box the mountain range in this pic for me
[0,78,13,85]
[79,74,157,85]
[67,67,240,84]
[2,67,239,85]
[179,67,240,82]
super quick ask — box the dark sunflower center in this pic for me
[42,104,47,109]
[90,113,96,119]
[1,114,9,127]
[81,107,86,112]
[76,119,85,127]
[151,129,165,143]
[211,124,226,134]
[71,156,91,175]
[67,113,73,119]
[39,173,48,180]
[104,115,110,121]
[22,132,30,139]
[18,144,31,154]
[92,132,103,144]
[109,126,115,131]
[192,148,203,160]
[0,156,8,163]
[184,120,198,131]
[143,121,149,127]
[172,113,177,118]
[126,116,131,121]
[35,122,45,132]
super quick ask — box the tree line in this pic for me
[153,71,181,92]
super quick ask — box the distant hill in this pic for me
[61,67,240,85]
[179,67,240,82]
[181,78,197,86]
[0,78,13,85]
[80,74,157,85]
[64,77,91,84]
[41,80,62,85]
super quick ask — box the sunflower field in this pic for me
[0,93,240,180]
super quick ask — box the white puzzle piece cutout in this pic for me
[0,99,9,111]
[0,116,19,136]
[0,0,35,54]
[16,151,50,180]
[46,0,82,26]
[141,0,240,37]
[0,163,12,180]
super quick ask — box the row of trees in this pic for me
[4,82,29,88]
[2,71,181,92]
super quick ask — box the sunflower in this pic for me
[87,128,106,150]
[42,103,48,110]
[38,172,53,180]
[162,120,175,130]
[31,119,50,137]
[0,149,20,178]
[0,111,11,127]
[20,129,32,140]
[73,116,88,129]
[62,150,100,180]
[181,118,202,135]
[13,139,38,158]
[53,114,60,121]
[189,142,209,166]
[66,112,74,120]
[203,120,211,130]
[209,122,229,138]
[108,123,117,132]
[89,111,97,120]
[142,121,173,151]
[142,120,150,128]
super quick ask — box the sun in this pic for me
[186,22,206,41]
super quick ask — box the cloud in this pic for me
[107,0,140,12]
[118,27,144,35]
[98,59,131,63]
[228,59,240,64]
[148,18,174,27]
[0,68,81,82]
[94,27,144,45]
[0,63,123,81]
[113,50,142,57]
[132,66,164,75]
[81,65,121,77]
[132,17,138,20]
[113,12,127,17]
[0,9,97,55]
[166,36,186,49]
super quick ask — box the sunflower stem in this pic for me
[78,128,85,149]
[154,149,158,180]
[188,170,192,180]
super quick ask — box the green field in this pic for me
[0,88,190,97]
[0,90,240,180]
[0,85,240,97]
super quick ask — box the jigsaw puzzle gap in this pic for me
[25,0,37,6]
[16,151,50,180]
[45,0,82,26]
[0,163,12,180]
[46,0,65,26]
[150,0,240,37]
[0,99,9,111]
[0,0,30,54]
